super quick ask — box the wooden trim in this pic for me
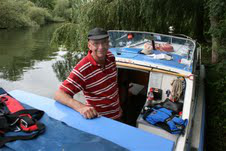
[116,62,189,78]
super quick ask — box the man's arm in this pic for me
[54,89,98,119]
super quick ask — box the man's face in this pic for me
[88,38,109,61]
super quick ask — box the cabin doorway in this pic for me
[118,68,149,126]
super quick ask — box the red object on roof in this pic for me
[156,43,174,52]
[128,34,133,40]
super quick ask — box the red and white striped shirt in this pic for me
[60,50,122,119]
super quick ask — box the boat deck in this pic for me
[110,47,193,74]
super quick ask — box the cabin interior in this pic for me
[118,68,149,126]
[117,67,186,139]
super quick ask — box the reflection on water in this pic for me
[0,25,58,81]
[53,52,85,82]
[0,24,83,98]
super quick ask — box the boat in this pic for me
[108,30,205,151]
[2,30,205,151]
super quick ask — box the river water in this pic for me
[0,24,83,99]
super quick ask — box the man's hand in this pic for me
[54,90,99,119]
[79,105,99,119]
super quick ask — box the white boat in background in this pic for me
[108,30,205,151]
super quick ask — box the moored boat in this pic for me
[108,30,205,151]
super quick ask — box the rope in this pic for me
[171,78,184,101]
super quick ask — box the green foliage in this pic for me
[51,0,93,52]
[208,0,225,19]
[24,0,36,8]
[208,0,226,37]
[29,0,56,10]
[0,0,31,28]
[207,0,226,57]
[53,0,72,21]
[52,0,206,52]
[52,52,85,81]
[206,62,226,151]
[0,0,55,28]
[51,23,82,52]
[27,7,52,26]
[74,0,204,36]
[0,0,75,28]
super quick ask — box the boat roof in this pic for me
[108,30,197,75]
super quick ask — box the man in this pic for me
[54,27,122,120]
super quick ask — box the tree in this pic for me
[208,0,226,63]
[0,0,31,28]
[0,0,55,28]
[53,0,72,21]
[29,0,56,10]
[52,0,206,52]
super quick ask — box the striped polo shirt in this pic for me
[60,50,122,119]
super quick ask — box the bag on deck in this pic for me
[161,98,183,113]
[0,88,45,147]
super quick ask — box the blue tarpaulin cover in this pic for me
[0,88,128,151]
[4,90,174,151]
[4,104,128,151]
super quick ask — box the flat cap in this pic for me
[88,27,109,40]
